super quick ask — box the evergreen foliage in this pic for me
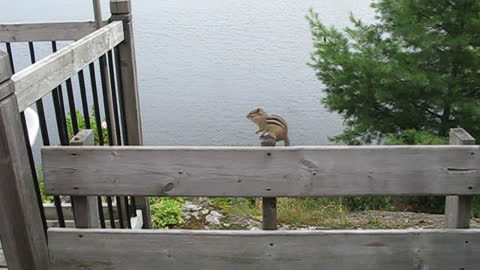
[307,0,480,144]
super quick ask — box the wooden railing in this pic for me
[0,20,108,42]
[40,134,480,269]
[11,21,124,112]
[0,1,148,269]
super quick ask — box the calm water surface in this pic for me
[1,0,375,146]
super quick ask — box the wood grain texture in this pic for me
[0,20,108,42]
[0,51,14,102]
[0,94,49,269]
[48,228,480,270]
[0,81,14,103]
[12,21,124,112]
[0,51,12,84]
[42,145,480,197]
[446,128,476,229]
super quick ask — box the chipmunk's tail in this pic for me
[284,136,290,146]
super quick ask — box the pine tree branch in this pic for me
[416,11,451,34]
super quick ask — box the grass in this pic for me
[209,197,353,228]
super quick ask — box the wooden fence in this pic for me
[40,133,480,269]
[1,0,480,269]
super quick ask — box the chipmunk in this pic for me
[246,108,290,146]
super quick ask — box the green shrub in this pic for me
[385,129,448,145]
[150,198,184,229]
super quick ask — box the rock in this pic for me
[183,201,200,212]
[206,211,223,226]
[201,209,210,215]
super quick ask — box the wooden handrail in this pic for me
[0,20,109,42]
[11,21,124,112]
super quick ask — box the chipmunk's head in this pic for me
[247,108,267,124]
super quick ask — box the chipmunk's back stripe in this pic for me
[266,115,287,129]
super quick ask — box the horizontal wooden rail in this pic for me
[48,228,480,270]
[0,20,109,42]
[11,21,124,112]
[44,203,118,220]
[42,145,480,197]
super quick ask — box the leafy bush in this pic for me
[66,109,109,144]
[150,198,184,229]
[385,129,447,145]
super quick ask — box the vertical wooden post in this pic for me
[70,130,101,228]
[92,0,118,146]
[0,50,49,269]
[445,128,476,228]
[260,133,278,230]
[110,0,151,228]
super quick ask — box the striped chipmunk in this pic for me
[246,108,290,146]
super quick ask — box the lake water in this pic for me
[1,0,376,146]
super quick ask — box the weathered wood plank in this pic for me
[0,67,49,269]
[48,228,480,270]
[446,128,476,228]
[0,21,108,42]
[47,219,119,229]
[12,21,124,112]
[0,52,12,84]
[44,203,118,220]
[42,145,480,197]
[0,51,13,101]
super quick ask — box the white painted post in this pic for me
[445,128,476,228]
